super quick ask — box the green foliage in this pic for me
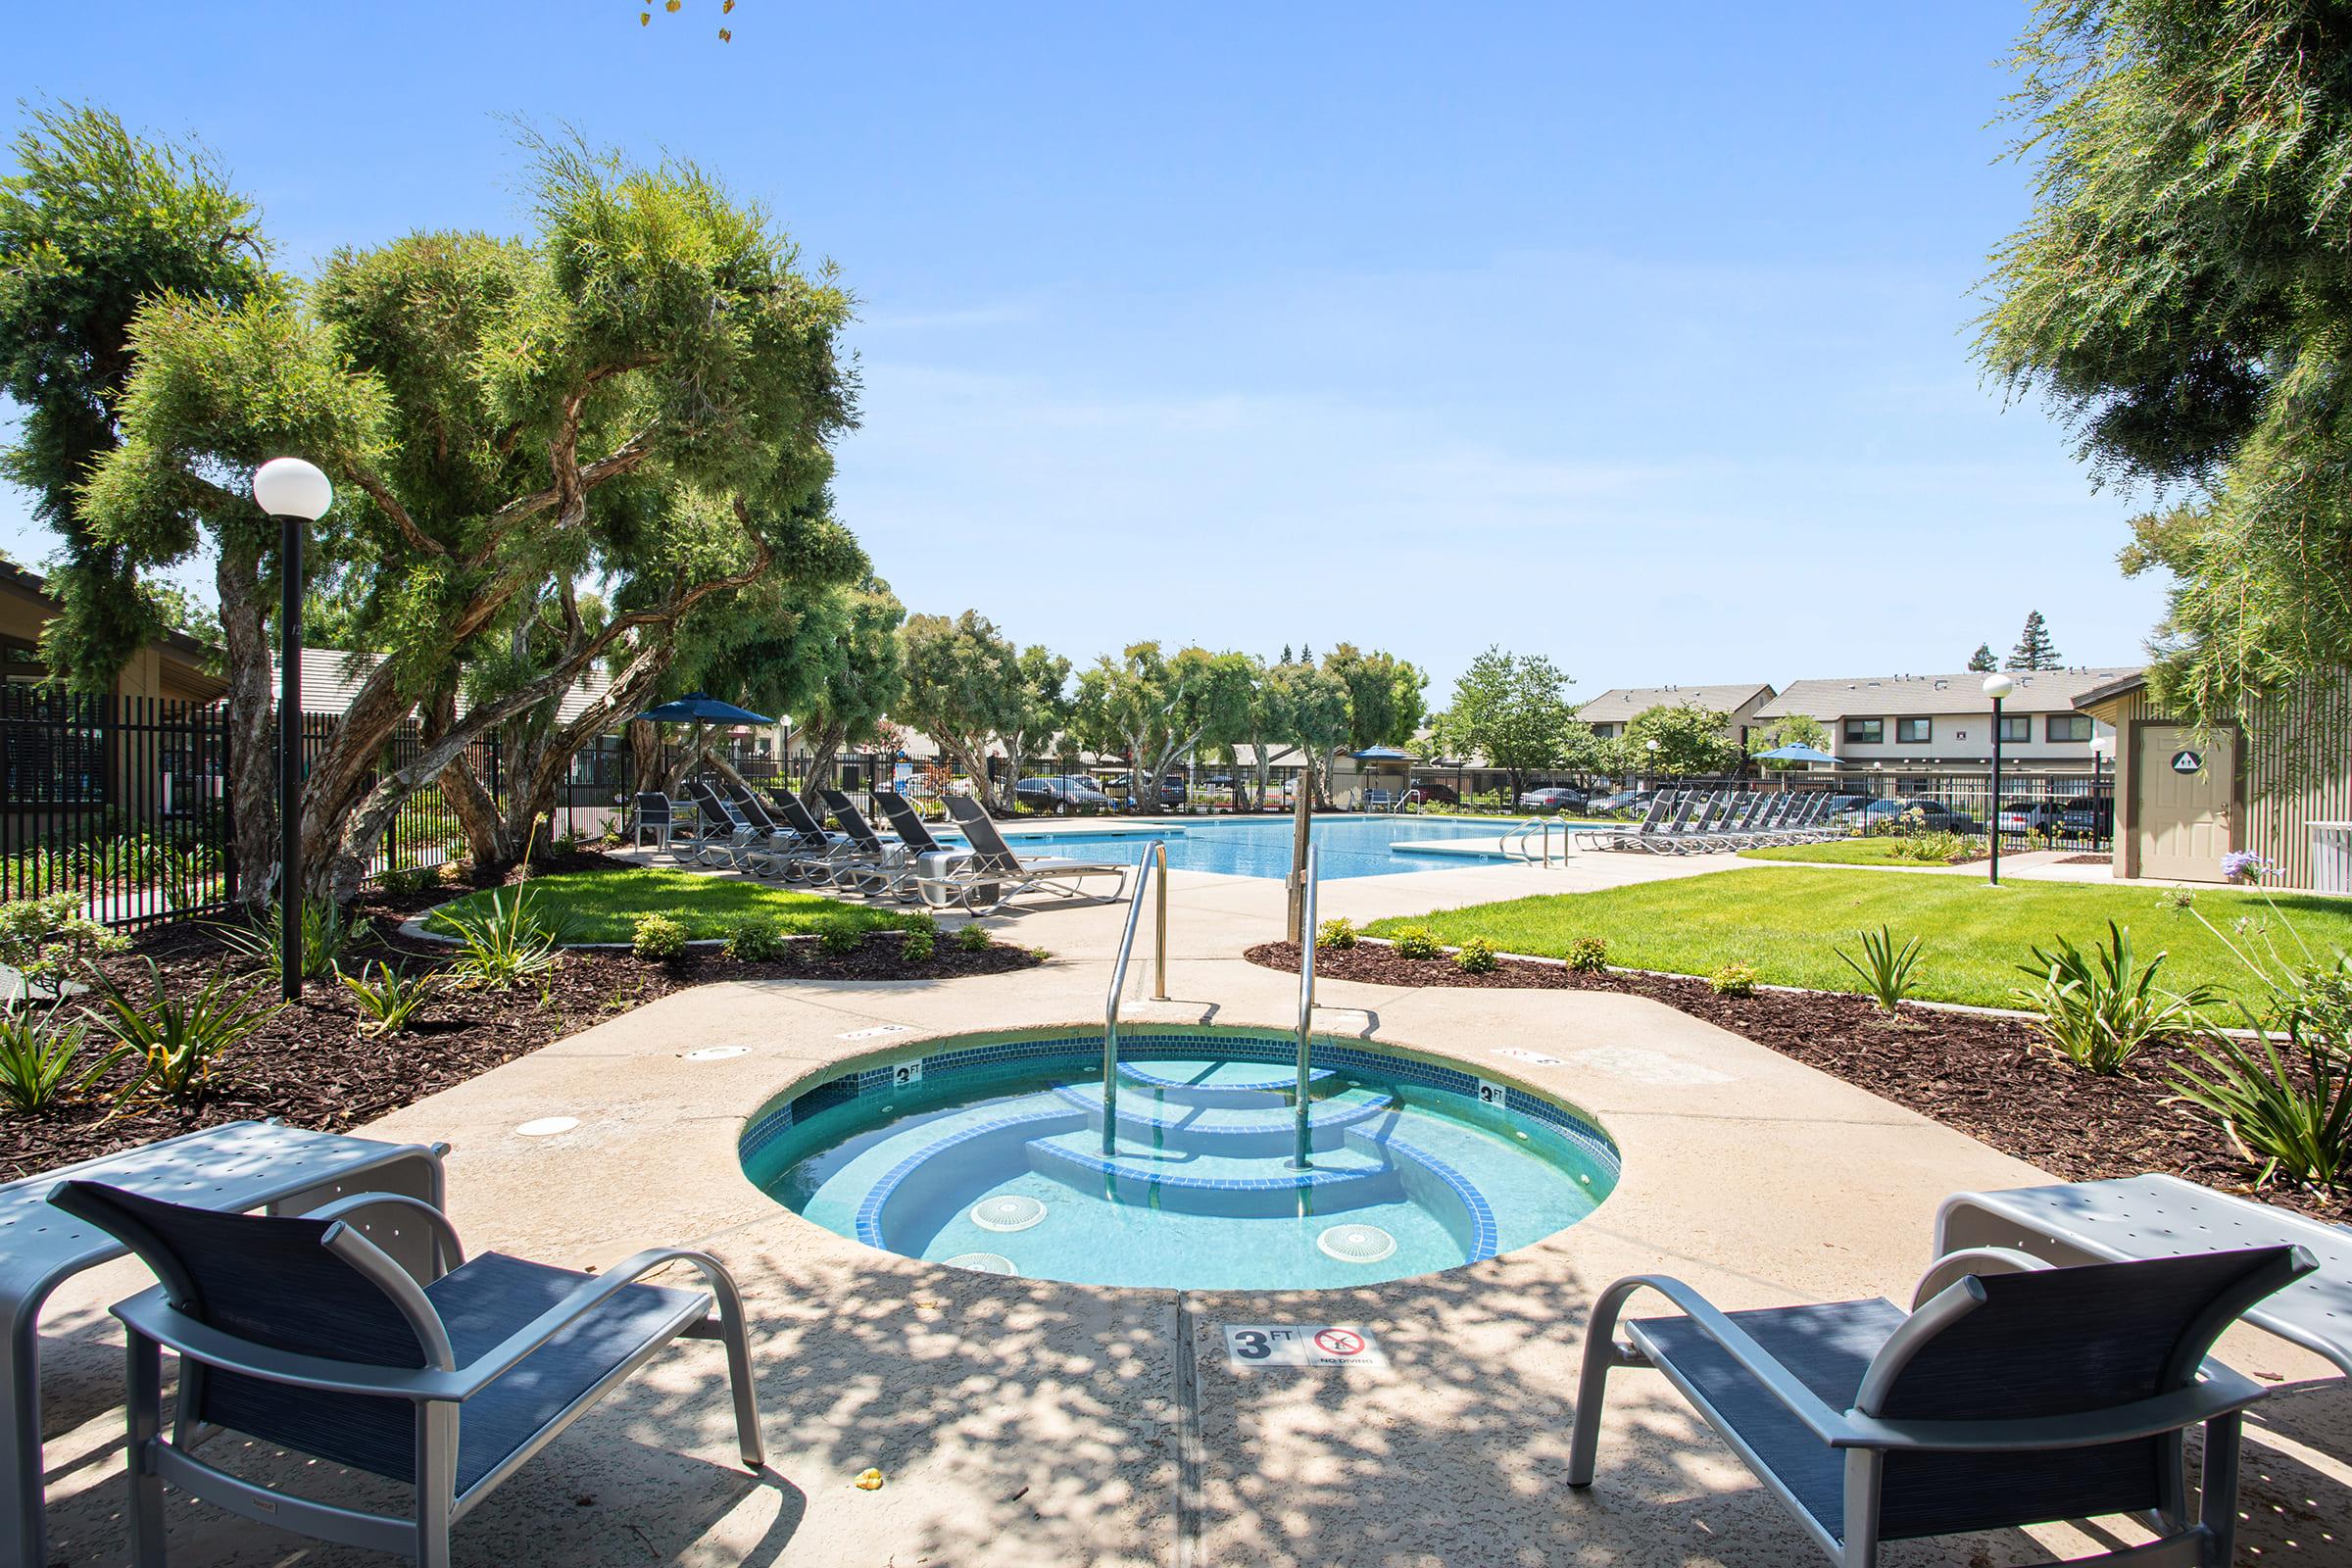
[337,960,441,1037]
[818,922,863,956]
[1967,643,1997,673]
[1392,925,1442,960]
[721,918,787,960]
[157,843,220,911]
[1072,641,1256,810]
[91,959,279,1106]
[428,885,569,989]
[0,1001,122,1113]
[1835,925,1925,1015]
[212,900,362,984]
[1708,962,1759,997]
[1427,647,1578,799]
[901,923,936,963]
[2171,1019,2352,1192]
[377,861,436,897]
[2016,922,2213,1073]
[1565,935,1609,973]
[1623,703,1740,778]
[1325,644,1428,753]
[1453,936,1499,974]
[631,912,689,961]
[2006,610,2061,671]
[0,890,127,1002]
[896,612,1032,793]
[1748,714,1830,769]
[1317,916,1358,951]
[955,921,993,954]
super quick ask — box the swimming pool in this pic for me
[965,813,1560,879]
[739,1027,1620,1290]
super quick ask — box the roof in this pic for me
[270,648,613,724]
[0,557,217,664]
[1756,667,2142,720]
[1576,683,1776,723]
[2072,670,2149,711]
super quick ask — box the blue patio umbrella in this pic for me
[1351,746,1412,760]
[1755,742,1838,764]
[633,691,776,726]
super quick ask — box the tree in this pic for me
[1427,647,1575,805]
[1625,703,1740,779]
[895,612,1023,808]
[1072,643,1252,810]
[0,104,272,693]
[2006,610,2061,671]
[1967,643,1997,673]
[995,644,1074,813]
[1979,0,2352,720]
[1324,644,1427,755]
[78,134,858,899]
[1265,655,1350,808]
[1747,713,1831,771]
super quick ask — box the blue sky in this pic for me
[2,2,2166,701]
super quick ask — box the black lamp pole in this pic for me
[276,510,304,1001]
[1987,694,2003,887]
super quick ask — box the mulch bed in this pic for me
[3,891,1039,1183]
[1246,940,2349,1227]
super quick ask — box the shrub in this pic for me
[1709,962,1759,997]
[1392,925,1443,960]
[1886,830,1970,864]
[1453,936,1498,974]
[428,886,570,989]
[722,919,787,961]
[1318,916,1358,951]
[2170,1019,2352,1193]
[0,890,126,1004]
[819,923,864,956]
[1835,925,1925,1015]
[377,862,435,897]
[90,960,280,1106]
[158,844,220,911]
[0,1002,121,1113]
[1564,936,1609,974]
[632,913,689,961]
[901,923,936,963]
[338,961,441,1037]
[955,922,993,954]
[213,900,363,984]
[2015,921,2212,1073]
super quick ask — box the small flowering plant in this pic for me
[2221,851,2272,885]
[2159,861,2350,1054]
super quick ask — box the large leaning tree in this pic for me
[1980,0,2352,721]
[1073,643,1254,811]
[0,104,271,682]
[1428,647,1576,805]
[895,611,1026,809]
[77,136,858,899]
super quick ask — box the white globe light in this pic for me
[1982,673,2017,701]
[252,457,333,521]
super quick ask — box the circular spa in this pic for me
[738,1027,1620,1290]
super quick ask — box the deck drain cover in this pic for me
[970,1195,1048,1233]
[682,1046,750,1061]
[514,1116,579,1138]
[944,1252,1020,1275]
[1316,1223,1397,1264]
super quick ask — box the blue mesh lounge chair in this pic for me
[935,795,1132,915]
[820,787,917,900]
[1568,1246,2312,1567]
[751,787,857,884]
[50,1180,763,1568]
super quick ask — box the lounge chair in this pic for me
[819,787,918,900]
[683,780,767,869]
[873,787,952,859]
[1574,793,1671,851]
[49,1179,763,1568]
[1569,1245,2311,1567]
[934,795,1132,914]
[630,791,681,857]
[749,788,854,884]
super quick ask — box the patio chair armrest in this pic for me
[114,1286,468,1400]
[445,1247,744,1398]
[300,1192,466,1278]
[1836,1360,2272,1451]
[1909,1246,2052,1309]
[1587,1273,1856,1446]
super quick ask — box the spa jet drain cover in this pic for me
[1316,1223,1398,1264]
[970,1195,1049,1233]
[943,1252,1020,1275]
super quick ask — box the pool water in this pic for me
[741,1031,1620,1290]
[965,813,1585,879]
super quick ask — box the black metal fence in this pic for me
[2,687,486,931]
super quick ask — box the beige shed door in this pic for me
[2135,725,2235,882]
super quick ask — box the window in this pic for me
[1997,715,2031,744]
[1842,717,1883,744]
[1895,717,1932,744]
[1591,723,1614,739]
[2046,713,2092,743]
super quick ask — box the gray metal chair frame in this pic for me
[3,1121,447,1568]
[932,796,1132,915]
[51,1179,764,1568]
[752,788,858,883]
[1569,1246,2312,1567]
[1574,792,1671,852]
[818,788,917,899]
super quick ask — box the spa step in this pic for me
[1024,1130,1404,1218]
[1112,1058,1341,1109]
[1048,1083,1398,1156]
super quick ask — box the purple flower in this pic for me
[2221,851,2271,885]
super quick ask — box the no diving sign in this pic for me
[1223,1324,1387,1369]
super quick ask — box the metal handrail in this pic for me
[1293,845,1320,1169]
[1497,816,1563,864]
[1102,842,1163,1154]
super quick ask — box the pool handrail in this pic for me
[1294,845,1320,1169]
[1101,840,1164,1155]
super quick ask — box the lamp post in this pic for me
[1983,672,2016,886]
[252,458,334,1002]
[1645,736,1661,788]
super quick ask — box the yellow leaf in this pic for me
[723,0,735,11]
[640,10,650,21]
[718,25,732,39]
[854,1467,884,1491]
[664,0,680,11]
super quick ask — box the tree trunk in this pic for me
[629,717,664,798]
[215,539,277,909]
[803,718,847,795]
[426,688,505,868]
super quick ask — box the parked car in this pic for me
[1847,798,1980,834]
[1823,793,1877,826]
[1015,775,1113,815]
[1407,778,1460,806]
[1517,787,1588,813]
[1102,773,1189,810]
[1588,789,1653,815]
[2057,796,2113,838]
[1997,799,2069,838]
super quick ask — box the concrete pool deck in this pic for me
[28,846,2352,1566]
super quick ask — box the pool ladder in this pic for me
[1499,815,1569,864]
[1101,841,1170,1155]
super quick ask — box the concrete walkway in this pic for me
[29,841,2352,1567]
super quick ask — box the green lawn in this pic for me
[426,868,923,944]
[1741,839,1980,867]
[1365,866,2352,1010]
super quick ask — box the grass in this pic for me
[1364,867,2352,1011]
[427,869,923,945]
[1741,839,1978,866]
